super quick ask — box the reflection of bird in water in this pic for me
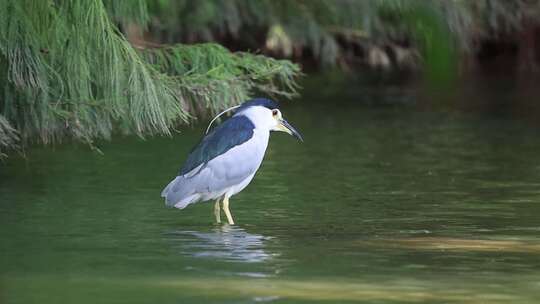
[166,225,274,263]
[161,98,303,224]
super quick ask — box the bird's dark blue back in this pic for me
[179,115,255,175]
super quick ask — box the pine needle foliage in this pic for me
[0,0,300,155]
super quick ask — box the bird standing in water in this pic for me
[161,98,303,224]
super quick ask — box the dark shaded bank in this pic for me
[140,1,540,73]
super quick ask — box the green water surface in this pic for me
[2,74,540,303]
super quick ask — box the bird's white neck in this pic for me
[235,106,276,131]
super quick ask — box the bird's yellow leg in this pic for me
[222,196,235,225]
[214,199,221,224]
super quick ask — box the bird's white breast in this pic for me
[225,127,269,196]
[196,123,269,201]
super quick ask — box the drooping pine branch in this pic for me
[0,0,300,154]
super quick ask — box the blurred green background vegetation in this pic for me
[2,0,540,156]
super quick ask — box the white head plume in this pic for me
[205,105,241,134]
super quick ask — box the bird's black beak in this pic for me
[279,119,303,142]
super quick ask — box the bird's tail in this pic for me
[161,176,179,198]
[161,176,200,209]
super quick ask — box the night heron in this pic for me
[161,98,303,224]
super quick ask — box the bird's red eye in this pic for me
[272,109,278,116]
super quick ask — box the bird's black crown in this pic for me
[237,98,278,111]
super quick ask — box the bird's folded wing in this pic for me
[179,115,255,176]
